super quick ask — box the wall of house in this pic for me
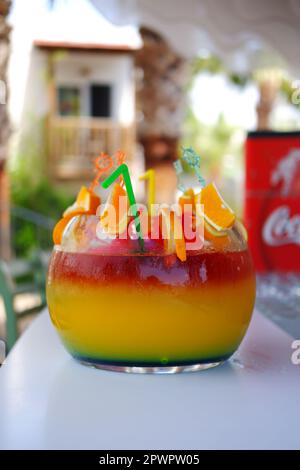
[7,0,141,197]
[54,51,135,124]
[8,47,49,182]
[13,48,136,127]
[8,0,141,128]
[9,47,136,183]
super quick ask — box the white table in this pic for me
[0,309,299,450]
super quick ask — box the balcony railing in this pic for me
[48,117,135,180]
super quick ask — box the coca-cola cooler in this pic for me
[244,131,300,272]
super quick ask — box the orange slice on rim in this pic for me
[171,213,187,262]
[53,186,100,245]
[195,182,235,231]
[203,219,230,249]
[100,183,128,235]
[52,209,93,245]
[204,220,228,239]
[63,186,100,217]
[160,208,186,262]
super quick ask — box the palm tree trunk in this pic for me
[0,0,11,260]
[135,27,189,202]
[255,69,282,131]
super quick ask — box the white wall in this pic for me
[7,0,141,184]
[54,51,135,124]
[20,48,49,123]
[8,46,136,173]
[8,47,50,172]
[14,48,136,126]
[8,0,140,129]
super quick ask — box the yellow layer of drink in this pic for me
[47,248,256,366]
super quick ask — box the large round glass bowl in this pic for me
[46,215,256,373]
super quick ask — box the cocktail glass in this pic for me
[47,214,256,373]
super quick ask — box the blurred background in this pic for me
[0,0,300,353]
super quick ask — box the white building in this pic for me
[8,0,141,184]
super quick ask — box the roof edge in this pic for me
[34,40,138,54]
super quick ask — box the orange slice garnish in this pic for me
[204,220,228,239]
[63,186,101,217]
[100,183,128,235]
[195,182,235,231]
[53,216,71,245]
[53,186,100,245]
[52,209,91,245]
[203,219,230,249]
[160,208,186,261]
[171,213,187,262]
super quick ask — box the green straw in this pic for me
[101,164,145,251]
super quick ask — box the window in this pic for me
[56,84,113,118]
[90,84,112,118]
[57,87,80,116]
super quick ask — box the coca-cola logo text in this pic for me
[262,206,300,246]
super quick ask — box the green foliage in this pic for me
[191,56,223,76]
[229,73,248,88]
[180,108,243,214]
[280,76,300,109]
[13,223,38,257]
[182,54,300,214]
[188,55,249,91]
[11,177,72,220]
[182,54,247,194]
[9,112,74,257]
[10,177,73,258]
[181,108,241,176]
[9,114,48,184]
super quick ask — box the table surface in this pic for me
[0,309,299,450]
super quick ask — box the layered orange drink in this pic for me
[47,151,256,372]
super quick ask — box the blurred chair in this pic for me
[0,254,47,352]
